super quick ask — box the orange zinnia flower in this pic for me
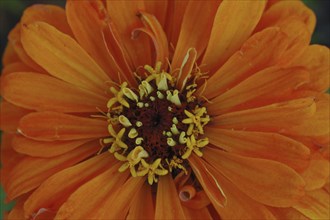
[1,0,329,219]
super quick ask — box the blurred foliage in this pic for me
[0,0,329,219]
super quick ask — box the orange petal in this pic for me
[180,190,211,210]
[136,11,169,65]
[256,1,316,35]
[2,72,108,113]
[32,209,56,220]
[202,0,266,73]
[293,189,330,219]
[18,112,108,141]
[24,153,115,218]
[164,1,188,50]
[265,0,279,9]
[204,148,306,207]
[2,43,20,66]
[287,94,329,139]
[182,206,213,220]
[66,0,130,84]
[127,183,154,220]
[155,175,186,219]
[21,4,73,36]
[176,48,197,90]
[276,19,311,66]
[1,61,34,75]
[171,1,220,70]
[188,155,227,210]
[198,27,289,99]
[106,0,152,69]
[55,164,129,220]
[0,101,31,132]
[92,177,145,219]
[21,21,111,94]
[6,140,99,200]
[269,207,309,220]
[324,179,330,193]
[300,152,330,191]
[207,66,310,115]
[205,128,310,171]
[292,45,330,92]
[211,98,316,133]
[8,23,45,72]
[12,135,91,158]
[201,160,277,219]
[144,1,168,28]
[1,134,24,190]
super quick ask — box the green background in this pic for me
[0,0,329,219]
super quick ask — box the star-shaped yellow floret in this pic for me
[182,107,210,135]
[137,158,168,185]
[104,124,128,153]
[115,146,149,177]
[182,135,209,159]
[107,82,130,109]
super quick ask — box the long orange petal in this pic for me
[188,155,227,210]
[207,66,310,115]
[66,0,129,84]
[24,153,115,218]
[127,183,154,220]
[201,160,277,219]
[202,0,266,73]
[6,140,99,200]
[92,177,145,219]
[8,23,45,72]
[144,1,168,28]
[204,148,305,207]
[21,4,73,36]
[287,94,329,139]
[1,61,34,75]
[18,112,108,141]
[293,189,330,219]
[176,48,197,90]
[291,45,330,92]
[1,134,24,191]
[106,0,152,69]
[2,43,20,66]
[155,175,186,219]
[256,1,316,34]
[32,209,56,220]
[276,19,311,66]
[164,1,188,51]
[211,98,316,133]
[205,128,310,171]
[12,135,91,158]
[2,72,108,113]
[55,165,129,220]
[171,0,220,70]
[198,27,289,99]
[136,11,169,65]
[269,207,309,220]
[21,21,111,94]
[324,179,330,193]
[183,206,213,220]
[300,152,330,191]
[0,101,31,132]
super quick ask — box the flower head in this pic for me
[1,0,329,220]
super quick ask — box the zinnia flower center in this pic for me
[103,62,210,185]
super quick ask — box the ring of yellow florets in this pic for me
[103,62,210,185]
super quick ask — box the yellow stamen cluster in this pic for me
[103,62,210,184]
